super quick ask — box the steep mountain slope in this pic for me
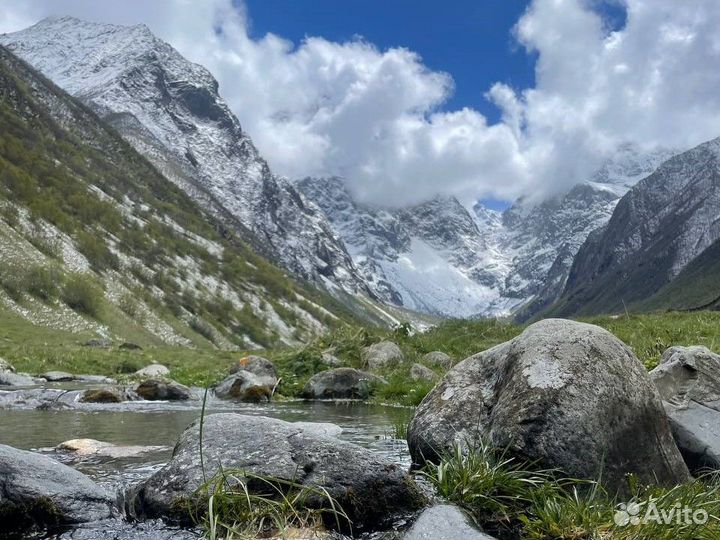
[493,145,675,321]
[0,44,366,349]
[550,136,720,317]
[638,236,720,312]
[297,177,514,318]
[0,16,369,297]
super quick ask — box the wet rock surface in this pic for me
[56,438,168,459]
[134,379,192,401]
[0,444,117,533]
[80,386,132,403]
[214,370,275,402]
[0,370,37,386]
[41,371,76,382]
[404,504,497,540]
[229,355,277,379]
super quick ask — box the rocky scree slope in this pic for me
[0,44,359,349]
[0,16,371,301]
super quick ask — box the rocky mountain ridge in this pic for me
[1,15,693,321]
[551,136,720,317]
[0,16,370,299]
[298,144,675,319]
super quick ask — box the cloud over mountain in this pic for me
[3,0,720,206]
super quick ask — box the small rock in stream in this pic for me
[56,438,168,459]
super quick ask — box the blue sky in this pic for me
[241,1,628,126]
[243,0,536,124]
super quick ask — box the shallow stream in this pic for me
[0,383,415,539]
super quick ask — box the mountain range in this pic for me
[0,37,381,349]
[297,144,674,319]
[551,136,720,316]
[0,16,370,299]
[1,15,719,329]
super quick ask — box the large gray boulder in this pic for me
[302,368,386,400]
[125,413,424,529]
[214,371,274,402]
[404,505,496,540]
[650,346,720,472]
[421,351,453,369]
[0,444,116,532]
[408,319,690,493]
[362,340,404,370]
[0,388,79,410]
[134,364,170,378]
[134,379,192,401]
[229,355,277,379]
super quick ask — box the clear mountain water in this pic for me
[0,384,414,539]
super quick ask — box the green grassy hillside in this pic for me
[0,44,381,353]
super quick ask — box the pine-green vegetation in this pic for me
[422,441,720,540]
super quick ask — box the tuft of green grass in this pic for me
[420,441,551,526]
[191,470,350,539]
[519,480,614,540]
[372,374,435,406]
[422,442,720,540]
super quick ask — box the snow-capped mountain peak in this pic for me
[1,16,370,296]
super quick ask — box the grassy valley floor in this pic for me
[3,309,720,405]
